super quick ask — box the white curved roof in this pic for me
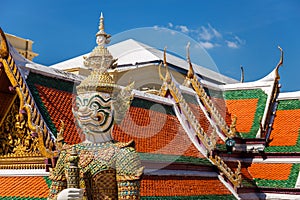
[50,39,238,84]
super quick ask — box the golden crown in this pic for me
[76,13,119,94]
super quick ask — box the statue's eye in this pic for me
[90,102,100,110]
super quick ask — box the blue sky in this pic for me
[1,0,300,92]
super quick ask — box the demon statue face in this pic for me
[74,92,114,135]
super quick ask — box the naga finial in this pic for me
[240,65,244,83]
[163,47,167,67]
[163,47,171,83]
[275,46,283,80]
[158,48,171,83]
[186,42,194,79]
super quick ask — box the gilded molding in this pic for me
[183,43,235,139]
[210,154,242,189]
[159,49,242,190]
[0,28,9,58]
[190,69,235,138]
[0,30,56,158]
[0,94,17,127]
[0,163,46,169]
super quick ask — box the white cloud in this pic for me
[199,26,213,41]
[225,35,245,49]
[200,41,215,49]
[176,25,189,33]
[208,24,222,38]
[157,22,244,50]
[226,40,239,48]
[234,35,245,45]
[153,25,159,30]
[198,24,222,41]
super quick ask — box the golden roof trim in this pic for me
[0,29,56,158]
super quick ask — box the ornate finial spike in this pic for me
[186,42,194,79]
[162,47,171,83]
[275,46,283,80]
[79,13,117,92]
[158,62,165,81]
[186,42,191,62]
[99,12,104,32]
[276,45,283,69]
[163,47,167,67]
[240,65,244,83]
[96,12,110,41]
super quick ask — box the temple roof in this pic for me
[1,25,300,199]
[50,39,238,84]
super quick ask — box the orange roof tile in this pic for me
[113,106,204,158]
[0,176,49,198]
[270,109,300,146]
[248,163,293,180]
[189,103,212,134]
[225,99,259,133]
[140,175,232,196]
[35,84,82,144]
[35,83,203,157]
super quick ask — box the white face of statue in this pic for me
[73,92,114,135]
[96,35,106,46]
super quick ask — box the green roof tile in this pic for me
[253,163,300,188]
[225,89,267,138]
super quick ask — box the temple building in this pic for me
[0,13,300,200]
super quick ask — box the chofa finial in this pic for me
[276,46,283,69]
[158,47,171,83]
[275,45,283,80]
[163,47,167,67]
[186,42,194,79]
[240,65,244,83]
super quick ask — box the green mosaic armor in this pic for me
[48,141,143,200]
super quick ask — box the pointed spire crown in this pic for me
[96,12,111,45]
[186,42,195,79]
[78,12,118,94]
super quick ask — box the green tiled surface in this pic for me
[277,99,300,110]
[131,98,175,116]
[139,153,212,166]
[26,72,75,137]
[253,164,300,188]
[224,89,267,138]
[265,99,300,153]
[26,72,75,93]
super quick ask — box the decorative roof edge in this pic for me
[25,63,84,83]
[277,91,300,100]
[0,28,57,158]
[0,169,49,177]
[159,48,242,192]
[223,46,283,92]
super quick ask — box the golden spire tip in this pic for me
[99,12,104,32]
[186,42,194,79]
[163,47,167,67]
